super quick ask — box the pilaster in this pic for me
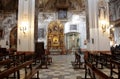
[17,0,35,52]
[87,0,110,51]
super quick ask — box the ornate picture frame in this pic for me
[58,9,67,20]
[38,28,44,39]
[52,36,59,46]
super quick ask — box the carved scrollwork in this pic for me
[47,21,64,51]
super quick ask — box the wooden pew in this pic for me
[72,51,85,69]
[87,52,111,69]
[0,60,33,79]
[8,53,25,67]
[0,59,12,70]
[0,59,12,65]
[74,52,81,68]
[85,61,112,79]
[35,42,51,69]
[47,55,52,65]
[110,59,120,79]
[0,48,9,60]
[24,62,40,79]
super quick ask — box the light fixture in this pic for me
[100,20,108,33]
[108,25,114,40]
[20,21,29,34]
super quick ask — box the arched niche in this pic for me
[9,26,17,51]
[47,21,65,54]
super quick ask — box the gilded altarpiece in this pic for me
[47,21,65,54]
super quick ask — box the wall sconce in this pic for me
[100,20,108,33]
[108,25,114,40]
[20,21,29,34]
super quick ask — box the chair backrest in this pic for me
[35,42,45,57]
[0,48,8,55]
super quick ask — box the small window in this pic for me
[70,24,77,30]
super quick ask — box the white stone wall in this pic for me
[38,11,87,49]
[87,0,110,51]
[0,13,17,49]
[17,0,35,51]
[38,12,56,48]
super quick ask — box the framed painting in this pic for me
[39,12,55,23]
[52,36,59,46]
[58,9,67,20]
[38,28,44,39]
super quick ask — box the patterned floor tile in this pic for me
[39,55,83,79]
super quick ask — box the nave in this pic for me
[38,54,85,79]
[10,54,85,79]
[37,54,119,79]
[0,51,119,79]
[0,53,85,79]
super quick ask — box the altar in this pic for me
[47,21,65,55]
[49,49,62,55]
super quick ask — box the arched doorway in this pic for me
[65,32,80,53]
[47,21,65,55]
[10,26,17,50]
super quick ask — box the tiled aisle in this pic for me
[39,54,85,79]
[3,54,112,79]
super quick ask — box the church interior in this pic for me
[0,0,120,79]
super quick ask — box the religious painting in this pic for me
[58,9,67,20]
[53,25,58,31]
[86,2,90,42]
[38,28,44,39]
[39,12,55,23]
[52,36,59,46]
[86,15,90,42]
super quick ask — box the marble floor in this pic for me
[1,54,115,79]
[38,54,85,79]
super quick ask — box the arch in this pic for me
[65,32,80,50]
[9,26,17,50]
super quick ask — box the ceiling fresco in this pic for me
[0,0,85,12]
[0,0,18,12]
[38,0,85,11]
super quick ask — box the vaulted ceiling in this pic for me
[38,0,85,11]
[0,0,85,12]
[0,0,18,12]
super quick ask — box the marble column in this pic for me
[17,0,35,53]
[87,0,110,51]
